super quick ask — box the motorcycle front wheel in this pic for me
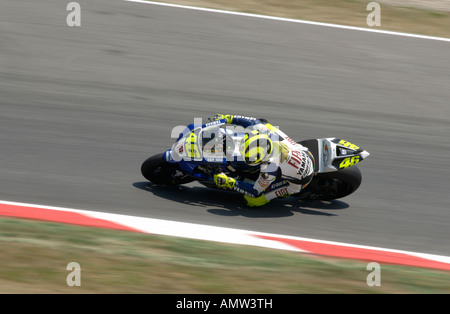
[141,153,195,186]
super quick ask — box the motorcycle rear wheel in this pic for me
[296,166,362,200]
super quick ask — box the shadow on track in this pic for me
[133,182,349,218]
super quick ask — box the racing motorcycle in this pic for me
[141,119,369,201]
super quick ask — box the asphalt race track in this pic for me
[1,0,449,256]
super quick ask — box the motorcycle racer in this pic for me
[212,114,315,207]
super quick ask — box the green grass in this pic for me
[0,217,449,293]
[153,0,450,38]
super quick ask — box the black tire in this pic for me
[297,166,362,200]
[141,153,195,186]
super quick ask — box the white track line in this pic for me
[125,0,450,43]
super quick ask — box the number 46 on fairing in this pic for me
[340,156,360,169]
[327,138,368,171]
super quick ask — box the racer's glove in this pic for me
[244,194,269,207]
[214,173,236,189]
[212,114,233,124]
